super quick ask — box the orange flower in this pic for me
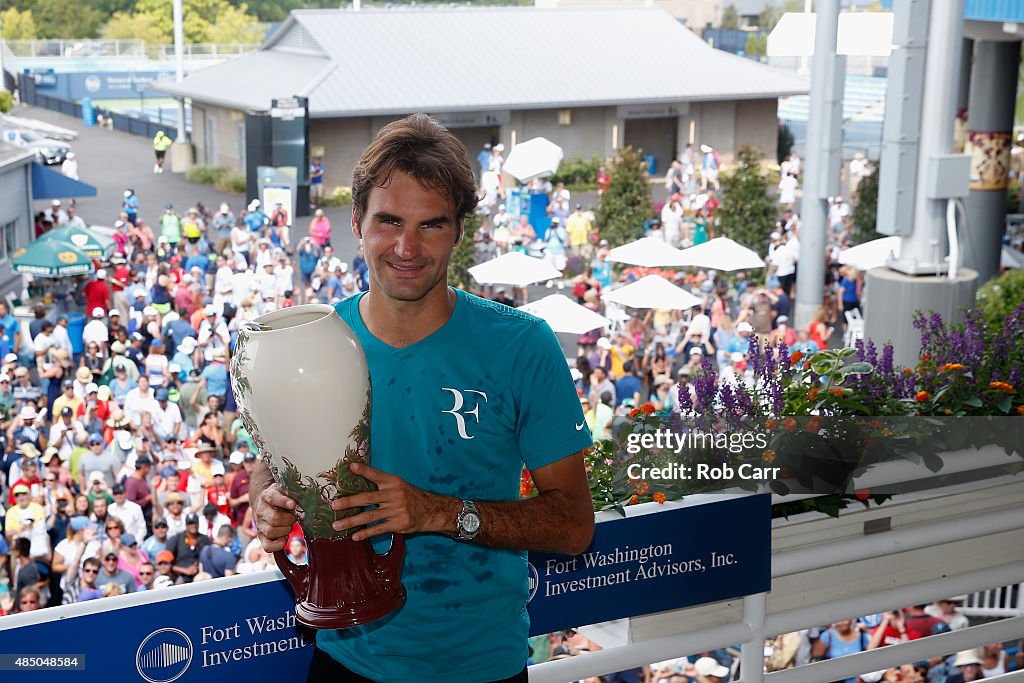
[903,368,914,375]
[939,363,964,372]
[921,354,932,362]
[1017,405,1024,415]
[641,402,656,415]
[783,417,797,432]
[765,418,778,431]
[628,495,638,506]
[762,449,777,463]
[790,351,804,365]
[653,492,667,504]
[915,391,930,402]
[809,387,820,401]
[628,408,640,419]
[854,489,871,502]
[990,381,1015,394]
[520,479,533,497]
[636,480,651,496]
[806,416,823,433]
[829,388,844,397]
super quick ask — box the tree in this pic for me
[448,212,481,292]
[1,8,37,40]
[204,4,265,44]
[102,12,171,44]
[757,4,782,30]
[594,146,651,248]
[777,122,795,164]
[851,162,883,244]
[744,33,761,57]
[130,0,263,44]
[721,4,741,29]
[718,146,776,255]
[31,0,103,39]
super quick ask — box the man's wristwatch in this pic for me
[454,500,481,541]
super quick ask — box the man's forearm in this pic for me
[474,490,594,555]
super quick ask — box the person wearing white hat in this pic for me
[45,199,68,226]
[82,307,110,355]
[694,656,730,680]
[61,151,79,180]
[700,144,721,191]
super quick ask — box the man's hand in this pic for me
[330,463,454,542]
[252,483,297,553]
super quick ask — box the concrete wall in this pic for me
[0,156,33,299]
[188,98,780,186]
[734,98,779,162]
[193,104,247,170]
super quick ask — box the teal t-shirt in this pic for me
[322,288,592,683]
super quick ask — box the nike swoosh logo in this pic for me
[576,422,586,431]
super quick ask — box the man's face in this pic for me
[102,554,119,574]
[154,523,168,539]
[14,490,30,508]
[354,172,459,304]
[139,565,155,586]
[93,497,107,516]
[78,560,99,587]
[157,559,173,576]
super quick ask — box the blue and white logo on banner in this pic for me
[136,628,194,683]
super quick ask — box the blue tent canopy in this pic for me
[30,162,97,200]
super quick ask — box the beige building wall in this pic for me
[192,104,247,170]
[188,97,779,186]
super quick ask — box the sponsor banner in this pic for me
[0,575,314,682]
[31,71,174,101]
[527,494,771,635]
[1,498,770,677]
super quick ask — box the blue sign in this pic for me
[0,576,315,682]
[0,498,770,678]
[526,495,771,635]
[29,70,174,100]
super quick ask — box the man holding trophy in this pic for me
[250,114,595,682]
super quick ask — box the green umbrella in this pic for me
[38,226,115,260]
[12,240,95,278]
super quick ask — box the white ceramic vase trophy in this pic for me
[230,304,405,629]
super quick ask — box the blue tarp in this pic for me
[30,161,97,199]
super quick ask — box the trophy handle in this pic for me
[375,533,405,579]
[274,549,309,600]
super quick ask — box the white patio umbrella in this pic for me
[519,295,610,334]
[503,137,564,183]
[838,236,901,271]
[676,237,765,271]
[469,251,562,287]
[1001,245,1024,269]
[602,275,703,311]
[607,236,688,267]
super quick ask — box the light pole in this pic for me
[169,0,193,172]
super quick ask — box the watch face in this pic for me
[462,513,480,534]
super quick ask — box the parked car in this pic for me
[8,128,72,165]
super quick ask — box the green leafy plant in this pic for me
[322,185,353,207]
[447,211,481,292]
[851,163,883,244]
[976,269,1024,329]
[0,90,13,115]
[550,156,602,192]
[717,145,776,255]
[214,171,246,194]
[593,146,650,248]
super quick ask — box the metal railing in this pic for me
[4,39,258,61]
[529,450,1024,683]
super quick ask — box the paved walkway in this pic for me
[16,103,355,256]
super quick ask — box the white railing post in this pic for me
[741,593,767,683]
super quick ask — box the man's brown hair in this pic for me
[352,114,479,233]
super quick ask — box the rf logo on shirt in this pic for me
[440,388,488,439]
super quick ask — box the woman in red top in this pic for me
[808,307,833,351]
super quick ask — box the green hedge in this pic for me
[0,90,13,114]
[550,155,602,191]
[322,186,353,207]
[185,166,245,194]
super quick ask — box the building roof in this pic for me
[0,140,35,170]
[154,7,808,118]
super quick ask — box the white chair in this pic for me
[844,310,865,347]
